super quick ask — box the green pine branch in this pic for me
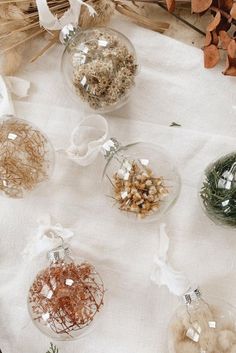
[46,343,59,353]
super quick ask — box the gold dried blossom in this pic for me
[111,160,168,218]
[0,117,54,198]
[71,29,138,110]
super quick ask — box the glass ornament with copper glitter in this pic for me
[28,243,104,340]
[60,24,138,113]
[0,115,55,198]
[101,138,180,222]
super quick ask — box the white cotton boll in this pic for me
[218,330,236,351]
[175,340,199,353]
[199,329,217,353]
[169,318,186,343]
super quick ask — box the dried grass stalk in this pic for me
[0,0,170,74]
[0,117,53,198]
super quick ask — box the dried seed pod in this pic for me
[0,116,54,198]
[28,245,104,340]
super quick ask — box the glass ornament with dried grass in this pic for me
[28,243,104,340]
[101,138,180,222]
[0,115,55,198]
[60,24,138,113]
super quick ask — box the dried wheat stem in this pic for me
[115,1,170,32]
[0,28,45,54]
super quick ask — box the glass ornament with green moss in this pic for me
[200,152,236,227]
[60,24,138,113]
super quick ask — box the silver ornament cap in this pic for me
[48,245,70,263]
[183,287,201,305]
[101,138,121,160]
[59,23,77,45]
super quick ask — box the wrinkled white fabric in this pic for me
[151,224,191,296]
[0,76,30,117]
[1,16,236,353]
[67,114,109,166]
[22,215,74,260]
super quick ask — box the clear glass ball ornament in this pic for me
[28,245,104,340]
[168,288,236,353]
[60,24,138,113]
[199,152,236,227]
[101,138,180,222]
[0,115,55,198]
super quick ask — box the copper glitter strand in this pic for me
[28,262,104,337]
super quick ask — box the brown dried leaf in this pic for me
[212,30,219,45]
[205,31,212,46]
[219,30,231,49]
[207,11,221,31]
[215,16,231,33]
[204,44,220,68]
[223,56,236,75]
[192,0,212,13]
[230,2,236,19]
[166,0,175,12]
[228,39,236,58]
[221,0,234,11]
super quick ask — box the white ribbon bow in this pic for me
[0,75,30,117]
[151,224,191,296]
[36,0,96,31]
[67,114,109,166]
[22,215,74,260]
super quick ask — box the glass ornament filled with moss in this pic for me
[60,24,138,113]
[200,152,236,227]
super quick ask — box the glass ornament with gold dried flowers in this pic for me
[66,115,181,222]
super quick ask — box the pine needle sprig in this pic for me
[46,343,59,353]
[200,152,236,227]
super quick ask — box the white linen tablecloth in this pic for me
[1,16,236,353]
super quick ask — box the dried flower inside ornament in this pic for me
[27,221,105,340]
[112,159,169,218]
[102,138,180,221]
[61,26,138,112]
[0,116,54,198]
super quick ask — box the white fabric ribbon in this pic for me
[36,0,96,31]
[0,75,30,117]
[151,224,191,296]
[22,215,74,260]
[67,114,109,166]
